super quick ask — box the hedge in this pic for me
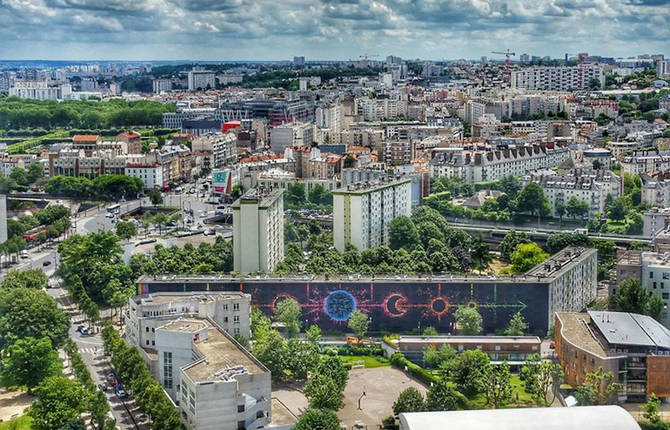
[390,353,440,386]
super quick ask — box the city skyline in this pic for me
[0,0,668,61]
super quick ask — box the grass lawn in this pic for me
[465,375,536,409]
[338,355,390,369]
[0,415,33,430]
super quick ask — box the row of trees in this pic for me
[0,267,112,430]
[45,174,144,200]
[0,164,44,192]
[0,97,174,130]
[285,182,334,211]
[102,324,181,429]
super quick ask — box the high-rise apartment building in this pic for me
[232,188,284,274]
[0,194,6,245]
[187,68,216,91]
[511,65,604,91]
[333,177,412,252]
[152,78,173,93]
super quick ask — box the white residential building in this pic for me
[0,194,6,245]
[187,69,216,91]
[511,65,604,91]
[127,291,252,356]
[621,152,670,176]
[191,133,237,169]
[125,163,164,189]
[153,78,173,93]
[333,177,412,252]
[642,176,670,208]
[644,208,670,238]
[355,98,408,121]
[269,122,313,153]
[232,188,284,274]
[429,146,571,183]
[9,80,72,100]
[522,169,621,217]
[641,253,670,328]
[156,318,271,430]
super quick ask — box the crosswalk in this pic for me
[79,347,101,355]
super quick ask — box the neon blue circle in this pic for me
[324,290,356,321]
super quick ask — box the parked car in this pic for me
[42,261,51,267]
[98,382,108,391]
[115,385,128,399]
[203,229,215,236]
[106,374,117,386]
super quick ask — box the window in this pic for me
[233,303,240,311]
[664,293,669,300]
[146,327,149,332]
[238,421,246,430]
[146,340,150,346]
[152,328,155,333]
[650,272,654,279]
[654,282,657,289]
[234,328,240,336]
[222,304,228,311]
[234,315,240,324]
[237,404,245,413]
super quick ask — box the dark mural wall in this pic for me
[139,279,550,334]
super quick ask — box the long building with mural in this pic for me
[136,247,597,335]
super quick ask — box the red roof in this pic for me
[73,134,100,143]
[119,131,141,138]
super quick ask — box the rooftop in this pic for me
[132,291,249,306]
[556,312,610,358]
[231,187,283,208]
[180,318,265,382]
[525,247,595,279]
[588,310,670,350]
[398,335,541,345]
[334,176,411,194]
[399,406,640,430]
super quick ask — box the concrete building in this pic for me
[9,80,72,100]
[191,133,236,170]
[399,406,640,430]
[555,311,670,401]
[136,247,598,335]
[187,69,216,91]
[616,250,643,287]
[355,98,408,121]
[125,163,164,190]
[269,122,313,153]
[157,318,270,430]
[0,194,6,245]
[641,252,670,328]
[153,78,173,94]
[232,188,284,274]
[511,65,604,91]
[127,291,252,356]
[522,169,621,218]
[643,208,670,238]
[333,177,412,252]
[429,146,571,184]
[394,335,541,366]
[642,175,670,208]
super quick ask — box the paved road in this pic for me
[47,284,140,430]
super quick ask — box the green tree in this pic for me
[441,349,490,395]
[471,234,492,271]
[423,326,438,336]
[0,268,48,289]
[510,243,549,274]
[425,379,463,411]
[454,306,482,335]
[505,312,528,336]
[348,310,371,340]
[0,337,61,390]
[499,230,530,262]
[293,408,340,430]
[306,325,322,345]
[115,221,138,240]
[274,297,302,338]
[566,196,590,219]
[519,354,563,406]
[304,372,346,410]
[423,345,456,369]
[148,189,163,205]
[388,216,420,251]
[608,197,628,220]
[29,376,91,430]
[515,182,550,216]
[9,167,29,186]
[642,393,663,425]
[482,362,515,409]
[285,183,307,207]
[393,387,426,415]
[611,278,662,318]
[0,287,70,349]
[27,163,45,184]
[252,329,288,382]
[574,367,621,405]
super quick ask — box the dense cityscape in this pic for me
[1,1,670,430]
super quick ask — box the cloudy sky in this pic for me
[0,0,668,61]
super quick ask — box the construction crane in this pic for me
[491,49,516,70]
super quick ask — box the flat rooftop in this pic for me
[160,319,207,333]
[231,187,283,208]
[556,312,610,358]
[133,291,249,306]
[525,246,595,279]
[588,311,670,350]
[399,406,640,430]
[181,319,264,383]
[334,176,411,194]
[398,335,541,345]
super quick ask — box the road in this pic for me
[47,283,140,430]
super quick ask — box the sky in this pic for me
[0,0,668,61]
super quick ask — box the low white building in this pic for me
[127,291,252,355]
[156,318,271,430]
[641,252,670,328]
[0,194,6,245]
[125,163,164,189]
